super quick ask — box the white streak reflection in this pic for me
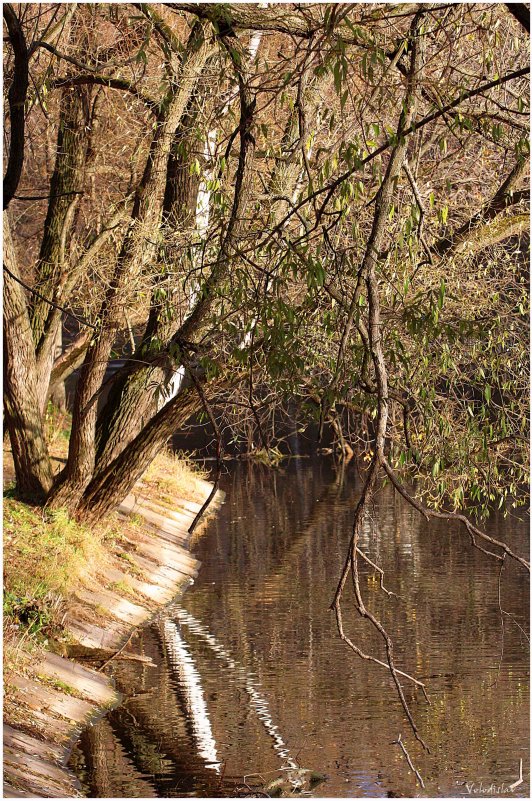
[168,605,298,770]
[162,619,220,772]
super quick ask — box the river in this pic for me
[70,458,529,798]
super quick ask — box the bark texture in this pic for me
[78,376,231,520]
[93,32,257,477]
[48,19,214,509]
[3,214,53,498]
[3,4,29,209]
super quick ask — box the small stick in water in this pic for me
[393,733,425,789]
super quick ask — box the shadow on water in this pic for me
[70,458,529,798]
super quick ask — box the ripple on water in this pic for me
[70,460,529,798]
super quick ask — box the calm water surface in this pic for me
[71,459,529,797]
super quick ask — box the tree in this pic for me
[3,5,529,523]
[4,0,530,755]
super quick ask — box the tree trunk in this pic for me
[31,86,92,410]
[94,94,205,472]
[3,213,53,499]
[32,87,90,341]
[47,329,91,400]
[78,376,231,521]
[94,46,320,475]
[47,21,213,510]
[47,326,67,411]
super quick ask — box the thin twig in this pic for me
[2,264,98,330]
[180,348,223,536]
[489,554,507,688]
[393,733,425,789]
[356,547,398,597]
[508,759,524,791]
[98,628,138,671]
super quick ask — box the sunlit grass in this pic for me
[3,414,210,649]
[3,496,108,638]
[142,449,207,504]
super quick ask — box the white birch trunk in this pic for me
[158,27,265,408]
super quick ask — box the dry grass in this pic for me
[142,449,207,505]
[3,493,110,641]
[3,409,215,759]
[4,497,105,599]
[4,408,210,665]
[3,629,44,677]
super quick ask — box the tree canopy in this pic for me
[4,2,529,522]
[3,0,530,753]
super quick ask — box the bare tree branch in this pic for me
[331,13,430,751]
[170,2,323,38]
[434,159,530,258]
[49,73,159,112]
[3,4,29,209]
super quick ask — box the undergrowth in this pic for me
[3,497,107,640]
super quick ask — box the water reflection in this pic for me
[170,604,299,770]
[71,459,529,797]
[161,619,220,772]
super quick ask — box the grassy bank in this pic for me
[3,405,221,798]
[3,405,207,677]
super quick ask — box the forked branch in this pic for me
[331,13,430,752]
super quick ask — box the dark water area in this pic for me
[70,459,529,798]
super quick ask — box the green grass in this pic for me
[116,551,145,577]
[4,443,210,645]
[4,497,106,637]
[36,675,79,697]
[108,579,138,599]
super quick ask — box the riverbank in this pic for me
[3,446,223,798]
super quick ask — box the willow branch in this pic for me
[382,459,530,573]
[393,734,425,789]
[256,65,529,244]
[331,13,430,751]
[49,74,158,112]
[170,2,322,38]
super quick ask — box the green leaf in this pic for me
[438,278,446,309]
